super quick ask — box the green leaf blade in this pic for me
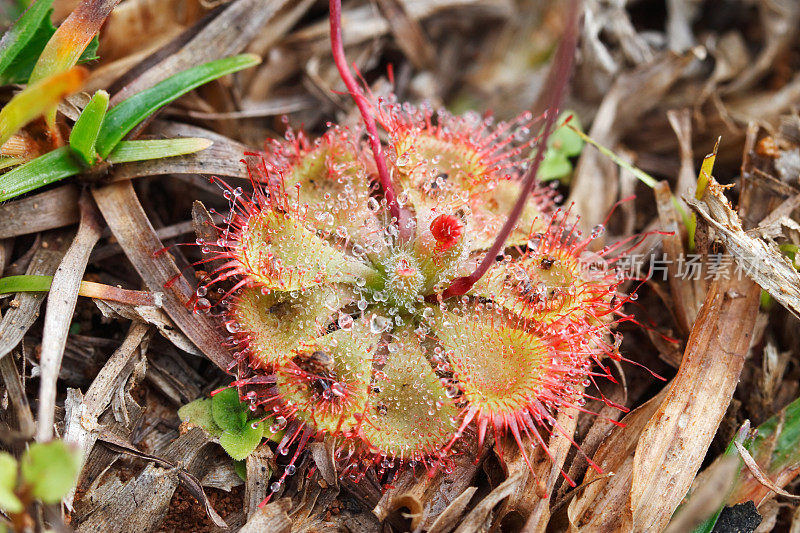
[95,54,260,158]
[106,137,212,164]
[0,0,55,80]
[0,66,86,147]
[0,452,22,515]
[178,398,222,438]
[0,146,83,202]
[211,388,248,433]
[69,89,109,165]
[0,274,54,295]
[20,441,80,504]
[219,424,264,461]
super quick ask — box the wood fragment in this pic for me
[245,444,274,518]
[109,0,289,104]
[37,194,103,442]
[0,241,67,362]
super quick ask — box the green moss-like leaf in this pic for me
[219,423,264,461]
[362,327,458,458]
[538,148,572,182]
[178,398,222,438]
[212,388,248,433]
[233,460,247,481]
[0,452,22,515]
[20,441,80,504]
[549,112,583,156]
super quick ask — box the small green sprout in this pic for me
[537,111,584,183]
[0,441,81,524]
[179,388,275,462]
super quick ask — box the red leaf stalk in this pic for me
[329,0,401,225]
[440,0,580,300]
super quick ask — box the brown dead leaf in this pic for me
[37,193,103,442]
[625,274,760,531]
[0,185,80,239]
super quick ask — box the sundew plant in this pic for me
[193,0,638,496]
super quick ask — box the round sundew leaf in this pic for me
[470,249,611,327]
[237,208,378,291]
[0,452,22,514]
[361,327,459,459]
[233,284,356,368]
[20,441,80,504]
[394,131,487,194]
[276,317,379,435]
[282,135,386,253]
[428,308,554,415]
[467,179,549,250]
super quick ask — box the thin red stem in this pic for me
[440,0,580,300]
[329,0,401,225]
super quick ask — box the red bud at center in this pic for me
[430,214,463,250]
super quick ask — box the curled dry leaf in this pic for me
[454,470,525,533]
[625,274,760,532]
[567,388,668,531]
[734,441,800,502]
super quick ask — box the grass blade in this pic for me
[95,54,260,158]
[28,0,118,84]
[0,146,84,202]
[69,89,109,165]
[106,137,213,164]
[0,66,87,147]
[0,274,53,293]
[0,0,54,78]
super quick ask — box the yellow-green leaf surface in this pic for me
[362,327,458,458]
[237,209,377,291]
[20,441,80,504]
[233,284,356,368]
[106,138,212,164]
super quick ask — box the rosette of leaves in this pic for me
[195,95,627,479]
[178,388,270,462]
